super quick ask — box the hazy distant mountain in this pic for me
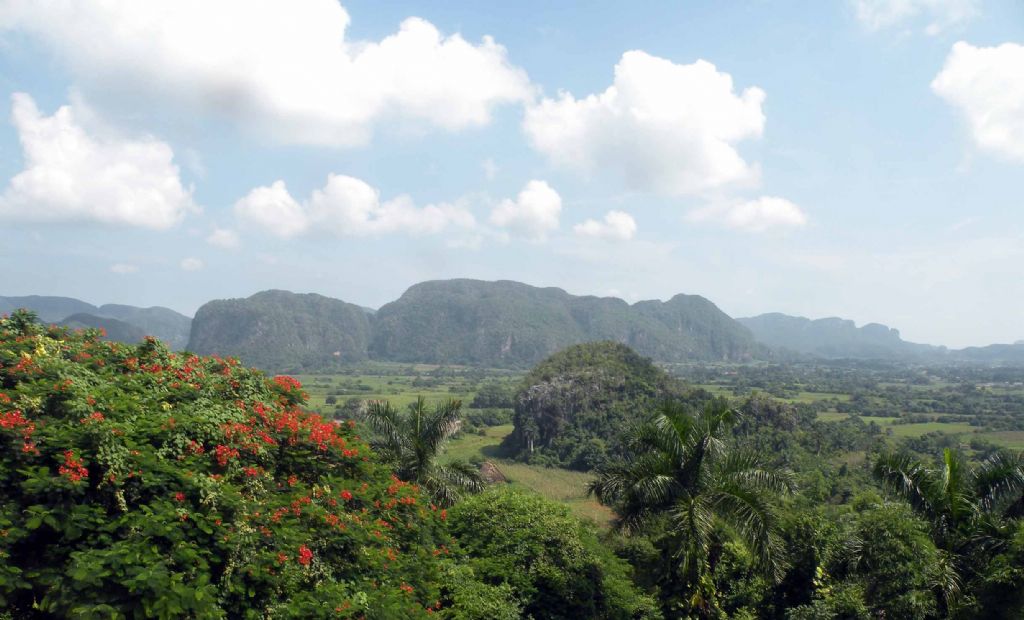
[953,343,1024,364]
[369,279,762,367]
[188,290,372,371]
[1,295,192,348]
[0,295,97,323]
[61,313,148,344]
[97,304,192,349]
[737,313,939,359]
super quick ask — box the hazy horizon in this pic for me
[1,1,1021,349]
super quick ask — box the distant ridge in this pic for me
[0,295,192,348]
[187,290,372,371]
[8,287,1023,369]
[738,312,1024,363]
[368,279,763,367]
[188,280,763,370]
[61,313,148,344]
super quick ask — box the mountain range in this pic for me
[0,295,192,349]
[3,282,1022,370]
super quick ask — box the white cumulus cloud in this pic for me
[206,227,241,250]
[0,0,533,147]
[687,196,807,233]
[573,210,637,241]
[180,257,204,271]
[489,180,562,241]
[851,0,977,34]
[523,50,765,196]
[0,93,196,229]
[932,41,1024,162]
[235,175,476,238]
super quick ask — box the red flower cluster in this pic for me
[80,411,105,424]
[214,444,240,467]
[1,409,37,454]
[59,450,88,483]
[297,544,313,566]
[273,375,302,392]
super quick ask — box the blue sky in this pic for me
[0,0,1021,348]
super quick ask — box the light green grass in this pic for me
[974,431,1024,450]
[884,422,976,438]
[443,425,613,527]
[815,411,850,422]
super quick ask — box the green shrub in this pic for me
[448,487,661,620]
[0,312,459,618]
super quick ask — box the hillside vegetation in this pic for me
[187,290,371,371]
[369,280,762,367]
[505,341,699,469]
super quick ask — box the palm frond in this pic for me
[709,480,788,580]
[973,450,1024,516]
[873,452,940,518]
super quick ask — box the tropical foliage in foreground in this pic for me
[590,400,795,616]
[0,311,493,618]
[363,397,483,507]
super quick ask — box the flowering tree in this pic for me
[0,310,513,618]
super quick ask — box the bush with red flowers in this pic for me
[0,310,518,618]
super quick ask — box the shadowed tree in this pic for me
[364,396,483,507]
[872,448,1024,614]
[588,400,795,616]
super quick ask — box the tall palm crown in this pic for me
[364,396,483,507]
[873,448,1024,614]
[873,448,1024,551]
[589,400,795,611]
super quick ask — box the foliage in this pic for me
[369,279,762,368]
[448,487,661,619]
[872,448,1024,615]
[507,341,694,468]
[589,400,795,617]
[363,397,483,507]
[0,310,475,618]
[188,290,371,371]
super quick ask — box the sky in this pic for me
[0,0,1021,348]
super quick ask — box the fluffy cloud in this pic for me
[235,175,476,238]
[206,227,241,250]
[180,257,204,271]
[851,0,977,34]
[573,210,637,241]
[489,180,562,241]
[687,196,807,232]
[0,1,532,147]
[0,93,196,228]
[523,51,765,196]
[932,41,1024,162]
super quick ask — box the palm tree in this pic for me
[873,449,1024,549]
[872,448,1024,611]
[588,400,795,614]
[363,396,483,507]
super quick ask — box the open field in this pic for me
[294,366,611,525]
[295,363,521,414]
[816,412,982,439]
[974,431,1024,450]
[442,424,613,527]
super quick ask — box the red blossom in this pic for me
[58,450,88,483]
[297,544,313,566]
